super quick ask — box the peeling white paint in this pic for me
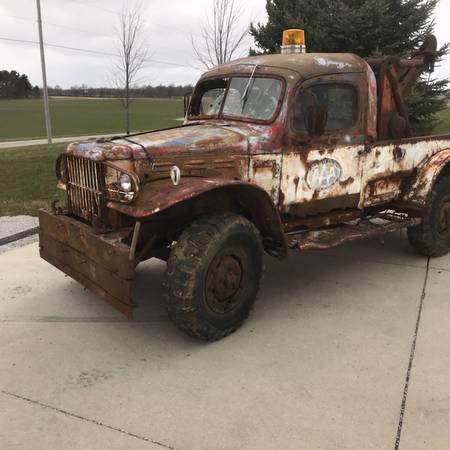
[314,57,352,69]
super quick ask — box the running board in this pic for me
[287,212,421,251]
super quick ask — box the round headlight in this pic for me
[120,174,132,192]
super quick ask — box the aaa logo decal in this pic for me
[306,158,342,191]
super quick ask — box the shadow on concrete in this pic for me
[126,232,428,344]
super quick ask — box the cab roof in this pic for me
[201,52,368,80]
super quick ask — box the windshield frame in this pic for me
[188,73,286,125]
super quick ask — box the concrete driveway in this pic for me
[0,233,449,450]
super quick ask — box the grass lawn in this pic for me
[0,144,66,216]
[0,97,183,141]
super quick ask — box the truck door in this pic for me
[280,74,367,216]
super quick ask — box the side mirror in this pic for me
[306,104,327,137]
[183,92,192,117]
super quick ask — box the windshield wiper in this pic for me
[241,65,258,114]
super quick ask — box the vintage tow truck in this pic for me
[39,30,450,340]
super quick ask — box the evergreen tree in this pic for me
[250,0,449,135]
[0,70,33,99]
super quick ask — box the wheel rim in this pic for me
[205,247,245,314]
[437,194,450,240]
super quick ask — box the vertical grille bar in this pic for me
[79,158,87,215]
[69,156,78,214]
[74,157,81,213]
[66,156,72,211]
[93,159,100,216]
[88,159,95,216]
[82,158,89,215]
[84,160,94,215]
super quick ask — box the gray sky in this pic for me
[1,0,449,88]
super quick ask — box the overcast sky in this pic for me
[1,0,449,88]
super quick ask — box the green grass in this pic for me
[435,105,450,134]
[0,144,66,216]
[0,98,183,141]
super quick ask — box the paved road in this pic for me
[1,233,449,449]
[0,134,123,150]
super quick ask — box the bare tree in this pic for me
[113,1,148,134]
[192,0,249,69]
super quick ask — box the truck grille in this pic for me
[65,155,105,223]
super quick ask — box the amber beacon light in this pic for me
[281,29,306,54]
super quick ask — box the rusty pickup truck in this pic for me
[39,31,450,340]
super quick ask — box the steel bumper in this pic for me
[38,209,135,318]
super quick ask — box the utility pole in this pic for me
[36,0,52,144]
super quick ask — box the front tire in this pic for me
[408,175,450,257]
[164,212,264,341]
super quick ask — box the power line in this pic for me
[0,36,198,69]
[0,13,97,34]
[0,36,117,57]
[0,13,203,69]
[0,12,204,49]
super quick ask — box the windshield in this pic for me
[189,76,283,122]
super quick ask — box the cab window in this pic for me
[189,76,283,121]
[294,84,358,132]
[222,77,282,121]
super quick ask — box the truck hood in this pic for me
[66,123,257,161]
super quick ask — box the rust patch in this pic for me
[339,177,355,188]
[393,146,405,161]
[293,176,300,197]
[38,210,135,318]
[279,190,285,207]
[288,212,421,251]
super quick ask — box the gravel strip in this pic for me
[0,216,39,254]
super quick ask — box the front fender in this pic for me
[108,177,288,258]
[402,149,450,207]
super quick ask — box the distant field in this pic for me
[0,97,183,141]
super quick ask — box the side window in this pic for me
[201,88,226,116]
[294,84,358,132]
[189,78,228,117]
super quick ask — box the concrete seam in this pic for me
[0,227,39,247]
[394,257,430,450]
[315,252,427,270]
[1,390,179,450]
[429,266,450,272]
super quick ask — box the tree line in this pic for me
[0,73,193,100]
[0,70,37,99]
[46,84,193,98]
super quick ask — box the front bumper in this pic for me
[38,209,135,318]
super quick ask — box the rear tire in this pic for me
[408,175,450,257]
[164,212,264,341]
